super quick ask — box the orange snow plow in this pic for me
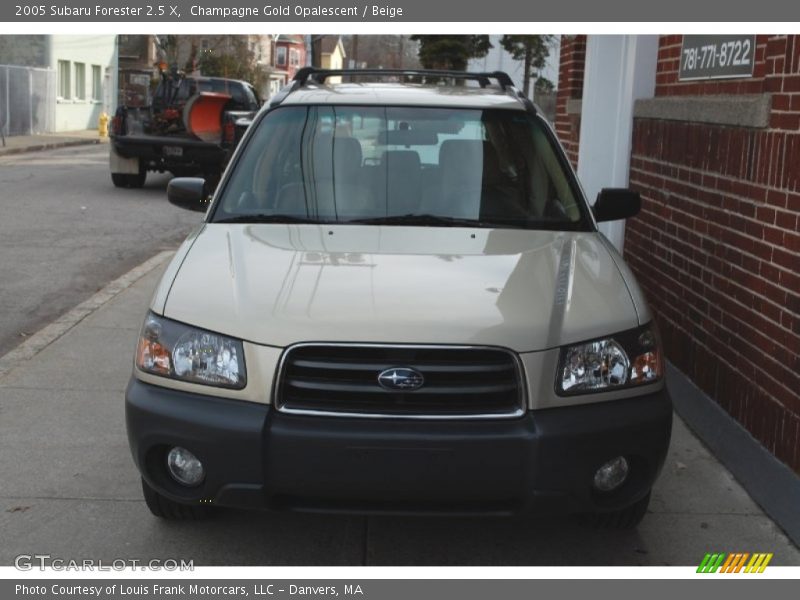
[183,92,232,143]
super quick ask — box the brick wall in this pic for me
[624,35,800,474]
[653,35,772,96]
[555,35,586,168]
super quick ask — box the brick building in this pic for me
[556,35,800,483]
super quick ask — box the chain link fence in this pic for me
[0,64,55,137]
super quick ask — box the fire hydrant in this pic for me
[98,112,109,138]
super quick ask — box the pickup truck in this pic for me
[109,75,261,188]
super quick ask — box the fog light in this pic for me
[593,456,629,492]
[166,447,204,487]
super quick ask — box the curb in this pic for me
[0,250,174,381]
[0,137,106,157]
[668,363,800,548]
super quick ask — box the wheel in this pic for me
[111,172,129,188]
[111,172,145,188]
[127,169,146,188]
[579,491,651,530]
[111,159,146,189]
[141,478,212,520]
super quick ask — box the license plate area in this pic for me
[162,146,183,157]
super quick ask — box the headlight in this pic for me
[135,312,246,389]
[557,323,663,395]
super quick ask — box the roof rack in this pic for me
[269,67,535,114]
[293,67,516,89]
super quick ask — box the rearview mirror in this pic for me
[167,178,210,213]
[593,188,641,222]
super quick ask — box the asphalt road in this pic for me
[0,144,200,356]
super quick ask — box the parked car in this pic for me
[126,68,672,527]
[109,74,261,188]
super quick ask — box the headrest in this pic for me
[380,150,421,172]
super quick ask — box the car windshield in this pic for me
[213,105,589,229]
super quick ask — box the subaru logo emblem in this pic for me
[377,367,425,391]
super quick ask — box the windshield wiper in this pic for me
[347,214,496,228]
[214,214,329,224]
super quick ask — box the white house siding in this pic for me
[51,35,117,132]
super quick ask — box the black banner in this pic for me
[2,0,800,22]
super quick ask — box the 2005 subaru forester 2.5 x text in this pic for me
[126,68,672,528]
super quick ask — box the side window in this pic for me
[219,106,308,215]
[229,85,245,108]
[175,79,197,101]
[57,60,71,99]
[245,85,260,109]
[199,80,217,94]
[225,84,255,110]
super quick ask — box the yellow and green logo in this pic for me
[697,553,773,573]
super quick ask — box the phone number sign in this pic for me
[679,35,756,81]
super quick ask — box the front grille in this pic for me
[274,344,525,418]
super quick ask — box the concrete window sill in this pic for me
[633,94,771,128]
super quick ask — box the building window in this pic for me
[74,62,86,100]
[276,46,287,66]
[91,65,102,101]
[58,60,71,99]
[289,48,300,67]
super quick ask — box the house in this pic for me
[312,36,347,83]
[273,35,307,88]
[51,35,118,132]
[0,35,117,134]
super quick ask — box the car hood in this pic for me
[161,224,639,352]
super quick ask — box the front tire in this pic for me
[110,160,146,189]
[141,478,212,520]
[127,169,146,188]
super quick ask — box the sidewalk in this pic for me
[0,252,798,565]
[0,129,107,157]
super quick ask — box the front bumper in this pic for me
[125,378,672,516]
[111,135,226,168]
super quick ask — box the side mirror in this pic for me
[167,178,210,213]
[593,188,641,222]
